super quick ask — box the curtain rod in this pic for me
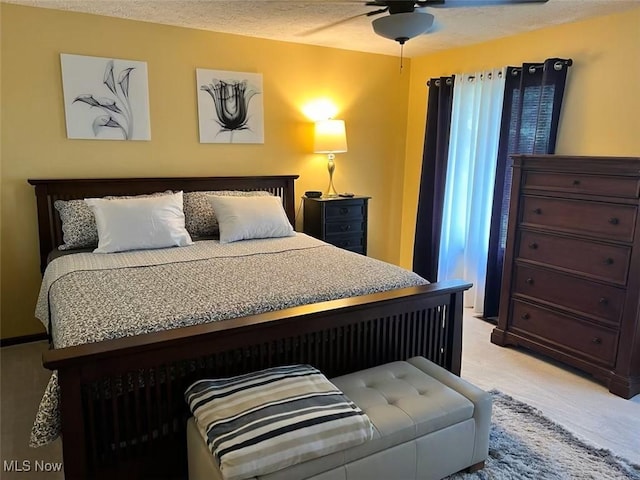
[426,58,573,87]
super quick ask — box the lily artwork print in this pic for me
[60,54,151,140]
[196,69,264,144]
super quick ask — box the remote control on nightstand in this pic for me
[339,192,355,197]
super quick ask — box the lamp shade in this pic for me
[314,119,347,153]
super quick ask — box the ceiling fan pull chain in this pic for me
[400,43,404,72]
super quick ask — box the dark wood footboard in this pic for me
[44,280,471,480]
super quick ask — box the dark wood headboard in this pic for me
[28,175,299,273]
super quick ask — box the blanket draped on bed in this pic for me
[30,234,428,447]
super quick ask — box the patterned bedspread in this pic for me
[30,233,428,446]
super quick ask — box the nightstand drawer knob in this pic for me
[340,225,352,232]
[525,278,534,285]
[608,217,619,225]
[604,257,614,265]
[521,313,530,320]
[339,207,349,215]
[572,179,581,186]
[599,297,609,306]
[528,242,538,250]
[592,337,602,345]
[533,208,542,214]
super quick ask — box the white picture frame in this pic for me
[196,69,264,144]
[60,53,151,141]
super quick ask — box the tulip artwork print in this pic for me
[196,69,264,144]
[60,54,151,140]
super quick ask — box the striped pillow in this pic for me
[185,365,373,480]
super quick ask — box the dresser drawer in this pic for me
[324,201,366,221]
[524,171,640,198]
[511,300,618,366]
[513,264,625,325]
[518,230,631,285]
[324,220,365,235]
[521,196,637,242]
[325,233,365,253]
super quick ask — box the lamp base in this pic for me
[325,154,338,198]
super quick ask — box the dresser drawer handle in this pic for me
[598,297,609,306]
[533,208,542,214]
[528,242,538,250]
[608,217,619,225]
[525,278,534,285]
[572,179,581,186]
[340,225,352,232]
[592,337,602,345]
[521,313,530,320]
[339,207,349,215]
[604,258,614,265]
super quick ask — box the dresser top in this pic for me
[513,155,640,175]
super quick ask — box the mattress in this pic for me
[30,233,428,447]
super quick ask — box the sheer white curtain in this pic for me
[438,69,506,313]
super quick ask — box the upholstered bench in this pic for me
[187,356,492,480]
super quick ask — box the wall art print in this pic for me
[196,69,264,144]
[60,53,151,141]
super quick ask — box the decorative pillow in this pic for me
[54,199,100,250]
[185,365,373,480]
[183,190,272,238]
[208,195,294,244]
[85,191,193,253]
[54,191,172,250]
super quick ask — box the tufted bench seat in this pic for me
[187,356,492,480]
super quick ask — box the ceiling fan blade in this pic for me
[366,7,390,17]
[297,12,370,36]
[425,0,548,7]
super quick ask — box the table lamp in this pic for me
[314,119,347,198]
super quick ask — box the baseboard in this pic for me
[0,332,49,347]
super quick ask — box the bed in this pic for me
[28,175,471,480]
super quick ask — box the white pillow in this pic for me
[208,195,294,244]
[85,191,193,253]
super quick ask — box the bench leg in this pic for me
[466,461,485,473]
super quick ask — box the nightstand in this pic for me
[303,196,371,255]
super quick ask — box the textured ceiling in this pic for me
[4,0,640,57]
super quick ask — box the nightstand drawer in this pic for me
[325,220,365,235]
[511,300,618,366]
[521,195,637,242]
[324,201,366,220]
[517,230,630,285]
[523,171,640,198]
[325,233,365,253]
[303,196,370,255]
[512,264,625,326]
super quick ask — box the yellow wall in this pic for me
[0,4,411,340]
[399,7,640,268]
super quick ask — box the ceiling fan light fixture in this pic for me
[372,12,434,44]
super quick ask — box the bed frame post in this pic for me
[447,288,465,376]
[57,368,88,479]
[32,183,55,274]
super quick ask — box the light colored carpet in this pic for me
[449,391,640,480]
[460,311,640,466]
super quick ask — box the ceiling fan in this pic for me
[332,0,550,45]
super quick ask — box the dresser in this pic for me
[491,155,640,399]
[303,196,370,255]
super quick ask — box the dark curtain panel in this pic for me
[483,58,571,318]
[413,76,455,282]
